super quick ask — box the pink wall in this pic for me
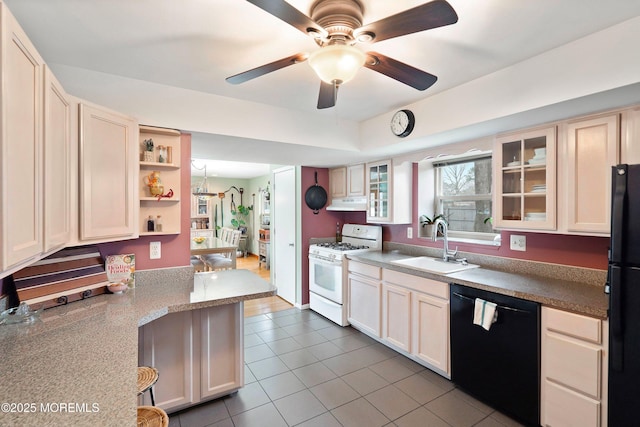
[300,167,345,305]
[384,163,609,270]
[98,133,192,270]
[300,162,608,309]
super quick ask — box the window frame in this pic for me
[432,154,500,245]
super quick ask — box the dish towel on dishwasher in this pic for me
[474,298,498,331]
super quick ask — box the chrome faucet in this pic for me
[432,217,459,262]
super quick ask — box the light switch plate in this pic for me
[150,241,161,259]
[510,235,526,251]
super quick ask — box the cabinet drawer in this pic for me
[545,307,602,343]
[383,269,448,299]
[544,380,601,427]
[348,261,381,280]
[544,333,602,398]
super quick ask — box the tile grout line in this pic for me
[177,308,523,427]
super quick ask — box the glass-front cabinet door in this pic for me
[367,161,390,222]
[494,126,556,230]
[190,194,210,218]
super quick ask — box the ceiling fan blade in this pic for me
[247,0,327,38]
[355,0,458,43]
[364,52,437,91]
[226,53,308,84]
[317,81,338,109]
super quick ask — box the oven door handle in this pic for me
[309,256,343,267]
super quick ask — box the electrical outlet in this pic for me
[510,235,526,251]
[150,241,161,259]
[407,227,413,239]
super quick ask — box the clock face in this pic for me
[390,109,415,137]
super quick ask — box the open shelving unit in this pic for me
[139,125,181,235]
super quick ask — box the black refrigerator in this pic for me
[608,164,640,425]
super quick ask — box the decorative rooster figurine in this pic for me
[156,188,174,201]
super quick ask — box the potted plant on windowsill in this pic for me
[420,214,446,238]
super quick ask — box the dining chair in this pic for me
[204,230,241,270]
[219,227,232,242]
[190,255,206,272]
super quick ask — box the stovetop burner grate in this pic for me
[315,242,370,251]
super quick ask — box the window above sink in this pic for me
[417,141,500,247]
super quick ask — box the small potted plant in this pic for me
[143,138,154,162]
[420,214,446,238]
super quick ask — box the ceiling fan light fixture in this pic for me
[308,44,365,85]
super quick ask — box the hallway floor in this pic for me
[167,307,525,427]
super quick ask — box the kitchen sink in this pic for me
[390,256,480,274]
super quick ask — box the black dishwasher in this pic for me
[450,284,540,427]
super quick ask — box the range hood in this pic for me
[326,196,367,211]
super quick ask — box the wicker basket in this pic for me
[137,367,159,395]
[137,406,168,427]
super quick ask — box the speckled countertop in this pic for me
[0,268,276,427]
[348,248,609,319]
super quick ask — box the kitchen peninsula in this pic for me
[0,269,275,426]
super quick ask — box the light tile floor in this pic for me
[167,308,525,427]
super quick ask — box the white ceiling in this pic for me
[6,0,640,176]
[190,158,274,179]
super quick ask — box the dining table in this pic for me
[190,237,237,269]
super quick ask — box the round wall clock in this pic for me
[390,109,415,138]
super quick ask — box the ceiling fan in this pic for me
[226,0,458,109]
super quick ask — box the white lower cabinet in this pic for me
[383,269,450,377]
[381,283,411,352]
[348,260,450,377]
[199,303,243,401]
[139,304,243,413]
[412,292,449,375]
[541,307,608,427]
[347,262,381,337]
[140,310,197,410]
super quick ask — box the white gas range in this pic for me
[309,224,382,326]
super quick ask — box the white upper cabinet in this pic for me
[329,163,365,199]
[493,111,622,236]
[0,4,45,272]
[493,126,557,231]
[621,107,640,164]
[43,65,71,252]
[329,167,347,199]
[347,163,365,196]
[78,103,138,241]
[191,195,210,218]
[366,159,412,224]
[564,114,619,234]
